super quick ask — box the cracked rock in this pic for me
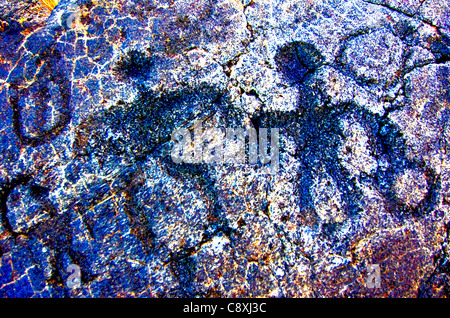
[6,184,50,233]
[0,0,449,298]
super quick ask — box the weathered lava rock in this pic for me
[0,0,449,298]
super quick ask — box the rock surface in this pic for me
[0,0,449,297]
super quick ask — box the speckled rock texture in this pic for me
[0,0,449,297]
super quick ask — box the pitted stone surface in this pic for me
[0,0,449,298]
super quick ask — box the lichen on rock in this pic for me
[0,0,449,298]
